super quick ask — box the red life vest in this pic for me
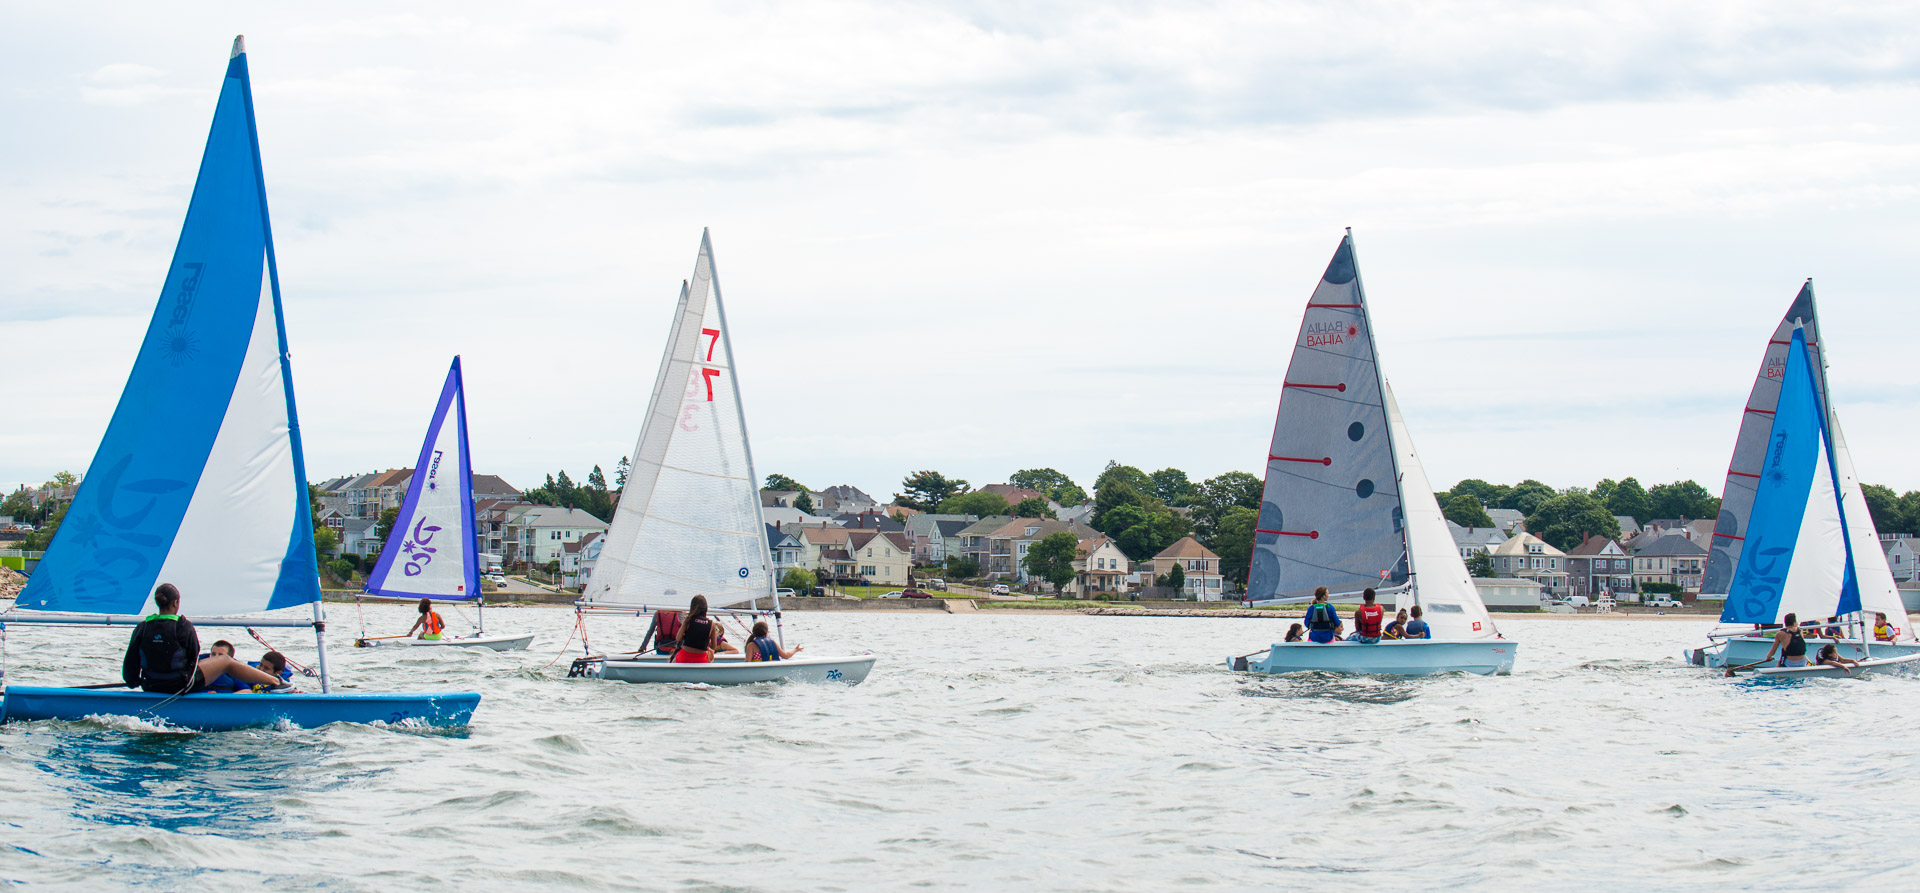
[423,611,444,636]
[1356,604,1385,637]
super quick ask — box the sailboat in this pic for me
[355,357,533,651]
[1227,233,1516,676]
[1686,286,1920,676]
[0,38,480,730]
[567,232,876,685]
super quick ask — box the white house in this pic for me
[514,506,610,565]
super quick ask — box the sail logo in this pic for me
[158,262,207,366]
[425,449,443,491]
[1764,357,1786,381]
[1302,321,1358,348]
[1765,430,1789,484]
[401,516,443,576]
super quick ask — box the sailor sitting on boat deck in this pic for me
[672,595,740,663]
[1349,589,1385,644]
[1812,643,1861,675]
[243,652,296,692]
[1756,613,1811,668]
[1874,612,1898,643]
[652,610,684,655]
[407,598,445,641]
[122,584,286,695]
[201,640,245,692]
[1284,623,1305,643]
[1302,588,1342,644]
[743,621,802,662]
[1402,605,1431,640]
[1383,609,1409,640]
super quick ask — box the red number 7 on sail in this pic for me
[701,328,720,362]
[701,367,719,401]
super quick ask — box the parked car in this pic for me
[990,584,1011,596]
[775,588,796,599]
[485,573,507,586]
[1567,595,1591,608]
[1644,595,1681,608]
[924,578,947,591]
[901,588,931,599]
[880,590,905,599]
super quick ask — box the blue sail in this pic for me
[20,39,317,616]
[1720,328,1859,624]
[363,358,481,600]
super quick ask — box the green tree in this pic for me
[794,492,816,514]
[1450,478,1510,510]
[1506,479,1556,515]
[897,470,968,511]
[1209,505,1257,587]
[1443,494,1495,528]
[1466,552,1495,577]
[945,554,981,579]
[1646,480,1718,521]
[1524,491,1620,552]
[1023,531,1081,594]
[615,456,631,490]
[1,487,33,521]
[1149,468,1194,507]
[1165,562,1186,594]
[1898,490,1920,536]
[1011,497,1056,519]
[936,491,1008,516]
[1862,484,1902,536]
[21,502,66,550]
[1010,468,1088,505]
[376,506,402,541]
[46,471,78,489]
[780,567,817,593]
[1095,461,1155,502]
[1603,477,1651,526]
[326,557,355,584]
[1190,471,1263,543]
[1107,504,1191,560]
[764,473,807,492]
[313,525,338,558]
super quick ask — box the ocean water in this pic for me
[1,606,1915,891]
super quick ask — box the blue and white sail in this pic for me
[1721,328,1860,625]
[364,358,480,601]
[18,37,317,618]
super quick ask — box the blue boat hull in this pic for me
[0,686,480,731]
[1685,636,1920,669]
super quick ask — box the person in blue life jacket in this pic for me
[239,651,296,692]
[1302,587,1342,644]
[1402,605,1432,640]
[200,640,246,692]
[1349,588,1386,643]
[742,621,803,662]
[1383,609,1409,640]
[1284,623,1305,643]
[122,583,286,694]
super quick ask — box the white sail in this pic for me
[1384,383,1499,640]
[583,231,772,610]
[363,358,479,601]
[1830,413,1913,640]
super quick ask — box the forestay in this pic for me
[1384,384,1498,639]
[582,231,772,610]
[364,357,480,601]
[1830,415,1915,641]
[1721,329,1861,625]
[1248,234,1405,602]
[17,37,317,618]
[1704,284,1822,596]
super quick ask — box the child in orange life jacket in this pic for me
[1350,588,1386,644]
[408,597,445,641]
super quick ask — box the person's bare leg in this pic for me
[198,655,282,687]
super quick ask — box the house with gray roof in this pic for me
[904,513,978,564]
[1486,508,1526,533]
[1448,521,1509,561]
[1630,533,1708,593]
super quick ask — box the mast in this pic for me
[704,231,781,633]
[1345,230,1415,604]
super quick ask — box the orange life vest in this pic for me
[423,611,444,636]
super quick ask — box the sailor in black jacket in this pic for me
[122,583,285,693]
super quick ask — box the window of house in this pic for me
[1026,527,1039,536]
[861,565,875,575]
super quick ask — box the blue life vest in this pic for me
[1404,619,1431,639]
[1304,603,1338,631]
[750,636,781,662]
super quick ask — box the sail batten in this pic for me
[363,358,480,601]
[583,232,773,611]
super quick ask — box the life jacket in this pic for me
[1875,622,1895,642]
[750,636,781,662]
[655,611,683,647]
[1383,621,1405,640]
[1404,619,1430,639]
[422,611,444,636]
[681,617,714,652]
[1304,603,1338,631]
[1356,604,1385,637]
[136,615,196,682]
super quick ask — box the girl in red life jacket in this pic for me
[408,597,445,641]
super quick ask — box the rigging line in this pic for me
[248,627,319,678]
[540,611,584,670]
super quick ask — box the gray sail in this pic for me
[1701,282,1823,595]
[1246,234,1405,601]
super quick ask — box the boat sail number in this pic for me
[679,327,724,431]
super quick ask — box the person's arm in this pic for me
[406,616,424,636]
[122,624,144,688]
[180,620,201,678]
[780,644,805,659]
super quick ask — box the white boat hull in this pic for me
[1684,635,1920,669]
[1228,640,1517,676]
[593,653,877,685]
[1734,654,1920,678]
[358,632,535,651]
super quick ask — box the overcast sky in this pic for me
[5,2,1919,505]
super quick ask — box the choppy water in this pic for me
[1,606,1916,891]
